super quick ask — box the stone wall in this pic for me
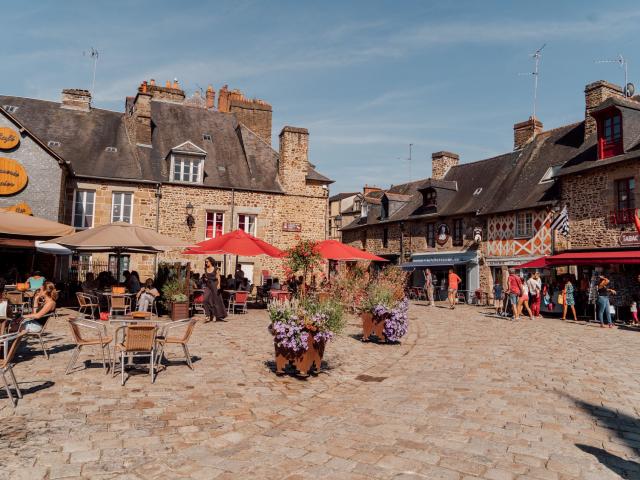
[431,151,459,180]
[584,80,624,138]
[561,161,639,249]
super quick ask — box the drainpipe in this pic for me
[154,183,161,275]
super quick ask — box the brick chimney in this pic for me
[431,151,459,180]
[61,89,91,112]
[363,185,382,195]
[585,80,624,138]
[146,79,185,103]
[278,126,309,195]
[218,85,273,145]
[513,116,543,150]
[124,81,153,146]
[206,85,215,109]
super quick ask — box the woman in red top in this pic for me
[447,268,462,309]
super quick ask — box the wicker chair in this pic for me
[156,318,197,370]
[5,291,28,315]
[19,311,56,359]
[114,324,157,385]
[109,295,131,317]
[0,332,26,407]
[227,291,249,315]
[66,318,113,374]
[76,292,100,318]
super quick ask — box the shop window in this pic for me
[382,227,389,248]
[206,212,224,239]
[111,192,133,223]
[171,154,203,183]
[598,110,623,159]
[426,223,435,248]
[453,219,463,246]
[515,212,534,238]
[238,214,256,235]
[73,190,95,229]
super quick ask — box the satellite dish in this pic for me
[625,82,635,97]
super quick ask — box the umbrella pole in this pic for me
[116,249,122,283]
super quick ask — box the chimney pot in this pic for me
[165,80,171,88]
[206,85,216,109]
[150,78,155,86]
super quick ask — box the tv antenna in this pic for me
[408,143,413,182]
[595,54,632,96]
[83,47,99,94]
[518,44,546,120]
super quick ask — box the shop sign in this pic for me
[3,202,32,215]
[436,223,450,245]
[282,222,302,232]
[619,231,640,246]
[0,127,20,150]
[0,158,27,195]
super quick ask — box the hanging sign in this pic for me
[0,157,27,195]
[0,127,20,150]
[436,223,450,246]
[3,202,32,215]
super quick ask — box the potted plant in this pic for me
[268,297,344,376]
[360,267,409,343]
[161,278,189,321]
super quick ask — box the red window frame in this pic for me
[597,108,623,159]
[205,212,224,239]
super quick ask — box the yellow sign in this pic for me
[0,127,19,150]
[3,202,32,215]
[0,157,27,195]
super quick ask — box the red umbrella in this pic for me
[184,229,284,257]
[518,256,550,269]
[315,239,388,261]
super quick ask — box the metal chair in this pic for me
[66,318,112,374]
[77,292,100,318]
[156,318,197,370]
[191,290,205,316]
[19,311,57,359]
[5,291,28,315]
[227,291,249,315]
[114,324,157,385]
[109,295,131,317]
[0,332,26,407]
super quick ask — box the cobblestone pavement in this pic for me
[1,302,640,479]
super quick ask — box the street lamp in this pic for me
[186,202,195,230]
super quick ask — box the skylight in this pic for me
[47,140,61,148]
[2,105,18,113]
[473,187,483,196]
[105,146,117,153]
[203,133,212,142]
[539,165,561,184]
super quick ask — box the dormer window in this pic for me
[598,109,623,159]
[361,202,369,218]
[171,154,204,183]
[420,188,437,213]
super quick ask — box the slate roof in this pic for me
[329,192,358,202]
[0,95,332,192]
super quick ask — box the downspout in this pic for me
[154,183,161,274]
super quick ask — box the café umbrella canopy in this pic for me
[315,239,388,262]
[185,229,284,257]
[0,210,75,237]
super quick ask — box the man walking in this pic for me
[507,268,523,320]
[423,268,435,306]
[447,268,462,310]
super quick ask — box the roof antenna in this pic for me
[595,54,633,96]
[397,144,413,182]
[518,44,546,120]
[83,47,99,95]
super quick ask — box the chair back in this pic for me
[124,325,156,352]
[111,295,127,309]
[68,319,85,344]
[76,292,87,307]
[234,291,249,304]
[5,291,23,305]
[0,300,7,319]
[0,332,25,367]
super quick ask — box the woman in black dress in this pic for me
[202,257,227,322]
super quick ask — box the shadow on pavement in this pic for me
[576,444,640,479]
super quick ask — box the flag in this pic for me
[550,205,569,237]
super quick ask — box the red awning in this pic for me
[518,256,550,268]
[547,251,640,265]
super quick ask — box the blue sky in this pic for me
[2,1,640,193]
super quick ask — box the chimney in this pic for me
[585,80,624,138]
[206,85,215,109]
[278,126,309,194]
[124,81,153,146]
[431,151,459,180]
[60,89,91,112]
[513,116,543,150]
[363,185,382,196]
[218,85,272,145]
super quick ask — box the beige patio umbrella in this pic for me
[0,210,75,237]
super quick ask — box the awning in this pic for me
[519,256,550,269]
[401,250,478,269]
[548,251,640,265]
[35,241,73,255]
[485,255,542,267]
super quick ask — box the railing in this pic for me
[609,208,636,225]
[68,261,110,283]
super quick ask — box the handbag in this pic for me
[557,293,564,305]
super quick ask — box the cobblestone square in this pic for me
[1,303,639,479]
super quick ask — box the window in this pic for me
[108,255,130,282]
[238,214,256,235]
[423,189,437,207]
[73,190,95,228]
[206,212,224,239]
[203,133,212,142]
[382,227,389,248]
[616,178,635,211]
[453,219,464,246]
[515,212,534,238]
[598,110,623,159]
[47,140,61,148]
[111,192,133,223]
[381,198,389,219]
[361,202,368,218]
[426,223,435,248]
[171,155,203,183]
[2,105,18,113]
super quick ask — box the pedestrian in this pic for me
[447,268,462,310]
[519,273,534,320]
[492,278,503,316]
[561,276,578,321]
[507,268,523,321]
[596,275,616,328]
[423,268,435,306]
[630,299,638,326]
[202,257,227,323]
[527,272,542,318]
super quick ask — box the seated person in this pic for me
[81,272,98,293]
[128,271,141,294]
[226,274,235,290]
[238,278,250,292]
[27,271,45,291]
[136,279,159,312]
[20,282,57,333]
[271,277,281,290]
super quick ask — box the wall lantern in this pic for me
[186,202,195,230]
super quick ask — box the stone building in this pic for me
[0,80,332,282]
[328,191,359,240]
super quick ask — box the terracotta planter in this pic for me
[171,301,189,321]
[361,312,387,342]
[274,334,325,376]
[317,292,330,303]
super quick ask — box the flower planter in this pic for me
[361,312,387,342]
[170,301,189,321]
[274,334,325,376]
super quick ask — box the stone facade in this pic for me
[431,151,459,180]
[218,85,272,145]
[513,117,543,150]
